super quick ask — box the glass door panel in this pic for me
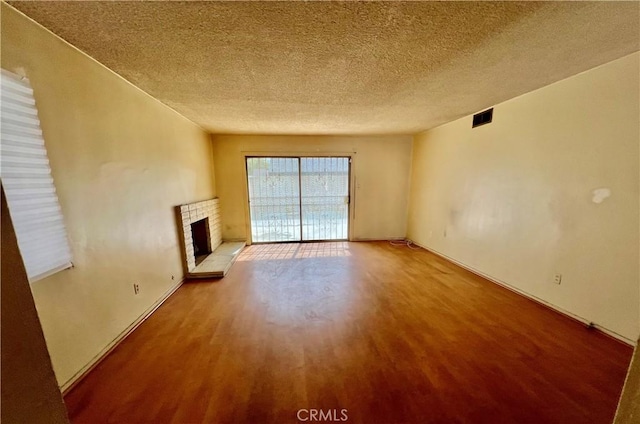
[300,157,349,241]
[246,157,301,242]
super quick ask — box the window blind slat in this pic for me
[2,110,41,127]
[1,70,73,283]
[1,146,49,159]
[1,100,39,117]
[14,226,68,242]
[1,169,53,179]
[2,157,51,167]
[1,134,46,145]
[1,195,58,206]
[1,121,43,136]
[1,73,34,93]
[1,179,57,190]
[10,221,67,236]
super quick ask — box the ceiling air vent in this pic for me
[472,108,493,128]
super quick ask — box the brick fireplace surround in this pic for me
[176,198,244,278]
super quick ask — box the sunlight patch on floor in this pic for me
[237,242,351,261]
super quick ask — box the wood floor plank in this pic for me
[64,241,632,424]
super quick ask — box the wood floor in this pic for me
[64,242,632,424]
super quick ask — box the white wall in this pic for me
[407,53,640,342]
[212,135,413,242]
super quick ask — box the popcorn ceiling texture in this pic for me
[8,1,639,135]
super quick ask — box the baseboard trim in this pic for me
[409,241,635,347]
[60,278,185,395]
[352,237,406,242]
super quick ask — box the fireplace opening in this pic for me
[191,218,211,266]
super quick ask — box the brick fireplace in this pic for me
[176,198,222,273]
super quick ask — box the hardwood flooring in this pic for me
[64,242,632,424]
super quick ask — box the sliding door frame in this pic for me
[242,152,355,245]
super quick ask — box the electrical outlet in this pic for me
[133,283,140,294]
[553,274,562,285]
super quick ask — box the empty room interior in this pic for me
[2,1,640,424]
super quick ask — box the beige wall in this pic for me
[408,53,640,342]
[212,135,412,242]
[1,4,216,388]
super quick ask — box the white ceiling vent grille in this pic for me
[1,69,73,282]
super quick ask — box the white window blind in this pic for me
[1,69,72,282]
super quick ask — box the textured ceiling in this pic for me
[7,1,640,135]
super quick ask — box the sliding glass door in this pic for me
[246,157,350,243]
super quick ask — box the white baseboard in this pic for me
[409,240,635,346]
[60,278,185,394]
